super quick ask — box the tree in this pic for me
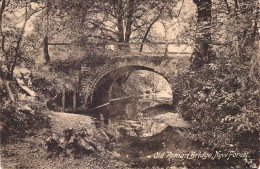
[190,0,214,70]
[0,0,14,102]
[43,1,50,63]
[44,0,178,50]
[0,0,45,102]
[234,0,259,62]
[31,0,181,54]
[189,0,259,70]
[89,0,154,50]
[98,0,178,50]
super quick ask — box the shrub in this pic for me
[45,129,97,158]
[0,101,50,143]
[172,57,259,167]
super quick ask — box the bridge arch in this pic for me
[87,65,171,108]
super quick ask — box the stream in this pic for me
[89,94,192,167]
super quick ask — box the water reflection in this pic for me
[89,94,191,163]
[91,94,173,136]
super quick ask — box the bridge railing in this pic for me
[48,41,196,57]
[48,41,230,57]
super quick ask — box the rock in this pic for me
[19,105,33,113]
[85,144,96,153]
[16,78,36,97]
[45,136,52,142]
[14,66,36,98]
[115,112,189,137]
[152,112,189,127]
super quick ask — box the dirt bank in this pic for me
[1,111,127,169]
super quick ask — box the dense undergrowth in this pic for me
[172,54,259,167]
[0,60,80,142]
[0,100,50,143]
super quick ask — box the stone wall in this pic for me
[79,54,190,108]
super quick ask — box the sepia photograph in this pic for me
[0,0,259,168]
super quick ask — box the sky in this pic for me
[13,0,196,61]
[20,0,196,38]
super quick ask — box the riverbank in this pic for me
[1,111,127,168]
[1,109,257,168]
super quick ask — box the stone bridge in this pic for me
[79,52,190,109]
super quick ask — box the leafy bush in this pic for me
[0,101,50,143]
[45,129,97,158]
[172,57,259,167]
[31,63,79,93]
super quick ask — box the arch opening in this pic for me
[111,70,172,101]
[88,65,172,109]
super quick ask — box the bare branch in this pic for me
[176,0,185,17]
[140,14,161,52]
[0,0,6,53]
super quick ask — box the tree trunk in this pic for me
[140,15,160,52]
[0,69,15,103]
[73,89,76,112]
[0,0,6,53]
[43,35,50,63]
[124,0,134,51]
[9,2,28,79]
[116,0,125,50]
[164,42,169,57]
[190,0,214,70]
[1,78,15,103]
[234,0,239,9]
[43,2,50,63]
[0,1,13,104]
[62,87,66,112]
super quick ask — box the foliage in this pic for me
[0,1,45,79]
[172,55,259,167]
[172,1,259,167]
[34,0,181,50]
[45,129,97,158]
[30,61,79,94]
[0,101,50,143]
